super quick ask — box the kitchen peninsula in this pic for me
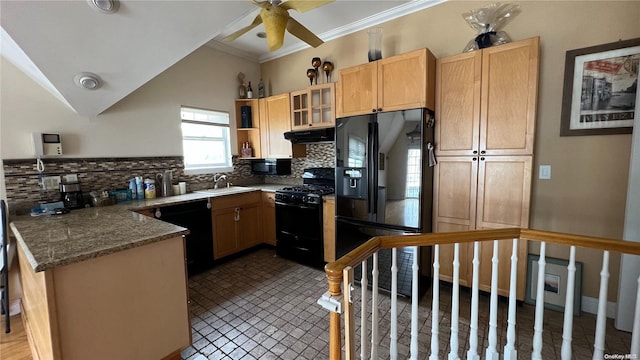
[10,199,197,360]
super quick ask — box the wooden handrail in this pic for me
[325,228,640,279]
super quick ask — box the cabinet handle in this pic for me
[234,207,241,222]
[480,150,486,155]
[473,150,478,154]
[472,157,477,161]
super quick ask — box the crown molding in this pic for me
[258,0,447,63]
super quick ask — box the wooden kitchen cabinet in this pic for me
[336,48,436,117]
[235,99,261,158]
[212,191,263,260]
[323,196,335,262]
[262,191,276,246]
[291,83,335,130]
[433,37,539,301]
[435,37,539,157]
[433,155,532,299]
[259,94,306,158]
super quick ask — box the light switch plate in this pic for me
[539,165,551,180]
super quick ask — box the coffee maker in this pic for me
[60,182,85,209]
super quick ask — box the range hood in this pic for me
[284,127,335,144]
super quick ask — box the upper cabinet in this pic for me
[290,83,335,131]
[259,94,306,158]
[435,37,539,156]
[336,48,436,117]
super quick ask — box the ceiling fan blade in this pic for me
[286,18,324,48]
[280,0,334,13]
[224,14,263,41]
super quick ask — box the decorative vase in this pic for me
[367,28,383,62]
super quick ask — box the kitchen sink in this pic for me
[194,186,255,196]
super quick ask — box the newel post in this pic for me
[327,271,343,360]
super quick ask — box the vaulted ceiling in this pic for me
[0,0,444,116]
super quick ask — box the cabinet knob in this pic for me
[378,108,383,112]
[372,109,377,113]
[472,157,477,161]
[480,157,485,161]
[480,150,486,155]
[473,150,478,155]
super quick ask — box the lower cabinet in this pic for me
[323,197,335,262]
[433,155,532,300]
[262,192,277,246]
[212,191,263,260]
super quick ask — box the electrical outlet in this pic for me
[539,165,551,180]
[43,175,61,190]
[64,173,78,182]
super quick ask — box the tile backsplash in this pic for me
[2,143,335,214]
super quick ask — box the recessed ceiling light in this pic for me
[87,0,119,14]
[74,72,102,90]
[256,32,267,39]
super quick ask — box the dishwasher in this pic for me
[153,200,213,276]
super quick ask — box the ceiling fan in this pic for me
[225,0,335,51]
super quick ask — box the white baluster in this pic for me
[371,252,379,359]
[532,242,547,360]
[561,246,577,360]
[449,243,460,360]
[430,245,440,360]
[361,258,369,360]
[411,246,419,360]
[485,240,499,360]
[593,251,610,360]
[631,275,640,355]
[391,248,398,360]
[503,238,519,360]
[467,242,480,360]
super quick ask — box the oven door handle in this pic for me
[275,201,317,210]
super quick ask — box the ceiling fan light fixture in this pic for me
[74,72,102,90]
[87,0,119,14]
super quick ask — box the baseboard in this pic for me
[581,295,616,318]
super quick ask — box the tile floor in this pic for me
[182,248,633,359]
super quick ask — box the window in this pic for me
[181,107,232,174]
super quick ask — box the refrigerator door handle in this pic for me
[368,121,379,221]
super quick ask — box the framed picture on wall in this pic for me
[560,38,640,136]
[525,255,583,315]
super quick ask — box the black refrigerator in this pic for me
[335,108,435,298]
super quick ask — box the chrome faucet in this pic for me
[213,174,227,189]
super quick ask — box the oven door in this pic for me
[275,200,324,267]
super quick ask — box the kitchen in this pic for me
[2,1,640,359]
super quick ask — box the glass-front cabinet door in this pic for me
[290,83,335,131]
[290,89,309,129]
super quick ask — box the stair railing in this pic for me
[318,228,640,360]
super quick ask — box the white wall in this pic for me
[0,46,260,159]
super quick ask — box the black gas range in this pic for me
[275,168,335,267]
